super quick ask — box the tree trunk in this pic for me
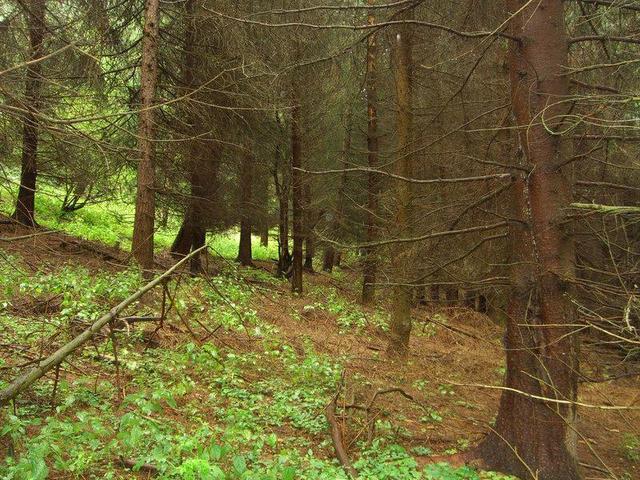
[387,16,414,359]
[237,151,253,266]
[260,223,269,247]
[274,143,291,277]
[171,0,208,274]
[361,0,379,305]
[13,0,46,227]
[414,286,427,306]
[132,0,161,273]
[430,285,440,304]
[303,184,314,271]
[325,108,353,273]
[444,287,458,307]
[322,246,335,273]
[304,234,314,270]
[290,99,303,293]
[476,2,580,479]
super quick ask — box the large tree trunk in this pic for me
[237,151,253,266]
[13,0,46,227]
[361,0,379,305]
[291,99,304,293]
[171,0,208,274]
[476,2,580,479]
[387,17,414,359]
[132,0,161,273]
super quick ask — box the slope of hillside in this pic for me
[0,218,638,480]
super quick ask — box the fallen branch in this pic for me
[0,230,56,242]
[117,456,159,475]
[325,376,358,479]
[570,202,640,215]
[0,245,206,407]
[60,238,123,262]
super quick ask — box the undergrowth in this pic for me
[1,215,514,479]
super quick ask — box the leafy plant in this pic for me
[622,433,640,462]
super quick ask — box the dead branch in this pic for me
[0,246,206,407]
[325,379,358,479]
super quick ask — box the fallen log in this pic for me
[0,245,206,407]
[325,388,357,478]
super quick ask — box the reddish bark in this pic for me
[476,2,580,478]
[13,0,46,227]
[132,0,161,273]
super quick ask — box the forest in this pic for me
[0,0,639,479]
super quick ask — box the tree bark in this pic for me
[290,96,303,293]
[324,108,353,273]
[322,247,335,273]
[303,183,314,271]
[13,0,46,227]
[476,2,581,478]
[387,16,414,359]
[274,142,291,277]
[132,0,161,273]
[445,287,458,307]
[171,0,208,274]
[237,151,253,266]
[430,285,440,304]
[361,0,380,305]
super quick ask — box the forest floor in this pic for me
[0,216,638,480]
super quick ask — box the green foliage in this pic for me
[1,215,516,480]
[622,433,640,462]
[208,231,279,262]
[308,285,389,332]
[0,179,177,250]
[354,441,422,479]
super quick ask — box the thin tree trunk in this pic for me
[277,196,290,275]
[260,223,269,247]
[430,285,440,304]
[303,183,314,270]
[132,0,161,273]
[476,2,580,478]
[274,143,290,277]
[237,151,253,266]
[361,0,379,305]
[13,0,45,227]
[324,107,353,273]
[291,98,303,293]
[387,16,414,359]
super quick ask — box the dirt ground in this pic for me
[1,218,638,480]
